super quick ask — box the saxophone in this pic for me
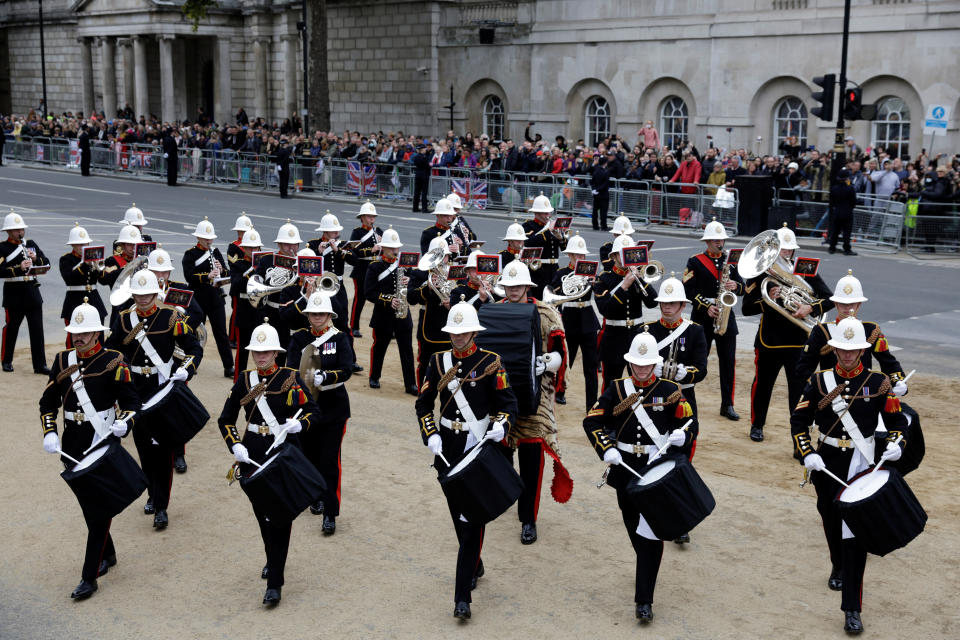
[394,266,409,319]
[714,259,737,336]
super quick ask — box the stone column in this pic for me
[214,36,232,124]
[284,35,298,120]
[253,37,269,121]
[79,38,94,117]
[159,35,175,123]
[132,35,149,119]
[119,38,135,113]
[98,37,117,119]
[172,38,188,120]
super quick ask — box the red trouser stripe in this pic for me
[532,447,545,521]
[350,278,362,328]
[750,348,759,425]
[229,298,238,341]
[336,421,347,506]
[369,329,377,376]
[64,318,73,349]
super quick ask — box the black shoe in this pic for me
[224,367,235,379]
[369,379,380,389]
[673,533,690,545]
[828,568,843,591]
[721,406,740,421]
[261,565,269,580]
[555,392,566,405]
[322,515,336,535]
[352,330,362,339]
[352,362,364,373]
[34,365,50,375]
[828,247,837,254]
[453,601,471,619]
[843,250,858,256]
[750,426,764,442]
[263,587,281,606]
[143,497,155,515]
[520,522,538,545]
[844,610,863,634]
[153,510,168,530]
[309,500,324,515]
[70,579,98,600]
[635,602,653,622]
[1,362,12,372]
[98,554,117,577]
[405,385,419,396]
[173,455,187,474]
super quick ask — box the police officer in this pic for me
[790,317,909,634]
[419,198,459,255]
[79,124,92,176]
[682,219,744,421]
[59,223,107,348]
[346,201,383,338]
[549,233,600,409]
[1,211,50,373]
[594,234,657,390]
[582,330,696,623]
[742,224,833,442]
[364,228,417,394]
[599,214,636,272]
[162,128,179,186]
[218,319,319,606]
[407,237,452,387]
[411,143,432,213]
[276,138,292,199]
[183,217,234,378]
[105,271,203,530]
[500,221,526,267]
[227,213,255,345]
[286,293,353,535]
[39,300,139,600]
[415,299,517,619]
[829,169,858,256]
[523,194,564,299]
[449,250,497,310]
[230,229,264,377]
[254,221,303,366]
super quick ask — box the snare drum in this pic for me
[623,454,716,541]
[140,381,210,447]
[835,467,927,557]
[61,440,148,520]
[439,441,524,525]
[240,445,327,522]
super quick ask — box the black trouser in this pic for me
[279,169,290,198]
[167,165,177,186]
[749,346,803,429]
[2,305,47,370]
[436,428,484,604]
[500,441,545,525]
[349,274,366,331]
[813,468,867,612]
[704,325,737,409]
[616,489,664,605]
[413,176,429,212]
[132,419,174,511]
[252,503,292,590]
[234,309,258,378]
[369,323,415,387]
[563,330,600,410]
[592,193,610,230]
[600,325,637,391]
[301,419,348,517]
[195,291,233,369]
[829,209,853,252]
[81,151,91,176]
[331,287,356,364]
[81,512,114,581]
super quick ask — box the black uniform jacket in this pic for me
[583,375,695,490]
[640,318,708,387]
[406,269,451,348]
[523,219,563,288]
[364,256,412,330]
[182,244,229,299]
[59,250,107,319]
[796,319,905,385]
[285,326,352,423]
[593,265,657,326]
[346,224,383,280]
[742,268,834,349]
[420,223,453,255]
[682,250,745,336]
[550,265,600,335]
[1,238,49,308]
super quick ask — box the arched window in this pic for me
[585,96,611,146]
[773,97,808,155]
[872,97,910,158]
[659,97,688,151]
[481,95,505,142]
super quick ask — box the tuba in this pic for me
[418,246,452,303]
[737,230,819,333]
[109,255,149,306]
[543,272,592,306]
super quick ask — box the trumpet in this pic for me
[527,258,542,271]
[302,272,341,298]
[640,260,664,284]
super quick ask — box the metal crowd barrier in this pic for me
[904,202,960,258]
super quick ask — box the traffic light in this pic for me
[844,87,863,121]
[811,74,836,122]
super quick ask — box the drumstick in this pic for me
[264,409,304,456]
[246,459,264,470]
[652,419,694,459]
[817,467,850,488]
[56,448,81,465]
[619,461,644,480]
[437,452,451,467]
[82,433,107,456]
[902,369,916,383]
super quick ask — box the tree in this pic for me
[307,0,331,132]
[181,0,218,32]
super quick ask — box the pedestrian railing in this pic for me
[903,201,960,258]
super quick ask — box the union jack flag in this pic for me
[347,161,377,196]
[452,177,488,210]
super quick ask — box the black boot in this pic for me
[153,509,168,530]
[309,500,324,515]
[173,454,187,474]
[843,610,863,634]
[71,579,98,600]
[828,568,843,591]
[261,565,269,580]
[453,601,471,619]
[98,554,117,577]
[322,515,336,535]
[143,497,155,514]
[635,603,653,622]
[520,522,538,545]
[263,587,281,606]
[749,426,764,442]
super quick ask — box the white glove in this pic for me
[675,363,688,381]
[667,429,686,448]
[880,441,903,462]
[535,356,546,376]
[427,434,443,456]
[831,397,848,415]
[542,352,562,373]
[282,419,302,434]
[170,367,189,382]
[485,420,505,443]
[803,453,826,472]
[43,432,60,454]
[653,362,663,378]
[110,420,128,437]
[603,448,622,465]
[232,443,251,464]
[313,370,326,387]
[893,381,908,397]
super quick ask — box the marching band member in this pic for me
[415,298,517,619]
[450,250,496,309]
[346,201,383,338]
[682,219,744,421]
[549,233,600,409]
[280,247,318,336]
[407,237,453,387]
[594,234,657,390]
[227,213,255,345]
[790,317,908,634]
[182,217,234,378]
[742,224,833,442]
[523,194,564,299]
[497,261,568,545]
[1,210,50,374]
[112,204,152,254]
[231,229,264,377]
[100,224,142,289]
[420,198,459,255]
[218,319,319,606]
[599,214,636,272]
[105,270,203,530]
[364,227,417,394]
[499,221,526,267]
[796,270,907,390]
[446,192,477,259]
[582,329,696,623]
[254,220,303,367]
[286,292,353,535]
[59,223,106,348]
[39,299,139,600]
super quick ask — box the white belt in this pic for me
[265,300,283,309]
[439,415,489,433]
[318,381,344,391]
[605,318,639,328]
[64,408,115,424]
[819,433,855,450]
[539,258,559,264]
[2,275,36,282]
[679,383,694,390]
[247,423,273,436]
[131,364,164,375]
[562,301,591,309]
[702,297,716,305]
[616,440,648,455]
[66,284,97,292]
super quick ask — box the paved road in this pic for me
[2,164,958,376]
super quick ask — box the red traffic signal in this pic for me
[844,87,863,120]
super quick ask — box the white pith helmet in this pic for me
[529,193,554,214]
[315,211,343,233]
[246,319,285,352]
[610,215,635,235]
[275,220,302,244]
[241,229,263,248]
[828,317,871,350]
[701,217,729,241]
[147,248,174,272]
[442,299,485,334]
[655,275,690,303]
[498,260,535,287]
[116,224,142,245]
[129,269,162,295]
[193,217,217,240]
[624,330,664,366]
[65,299,109,334]
[120,203,147,226]
[303,292,338,318]
[503,222,527,241]
[379,227,403,248]
[67,222,90,245]
[232,213,254,232]
[563,233,589,255]
[830,269,868,304]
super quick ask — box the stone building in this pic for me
[1,0,959,157]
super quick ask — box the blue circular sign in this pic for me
[932,106,945,119]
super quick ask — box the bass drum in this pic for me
[439,441,524,525]
[240,445,327,522]
[476,303,542,415]
[140,381,210,447]
[836,467,926,557]
[891,402,924,476]
[61,440,148,520]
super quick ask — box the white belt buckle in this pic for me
[626,319,635,328]
[74,411,85,422]
[258,424,270,435]
[632,443,643,455]
[451,420,463,432]
[141,366,154,375]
